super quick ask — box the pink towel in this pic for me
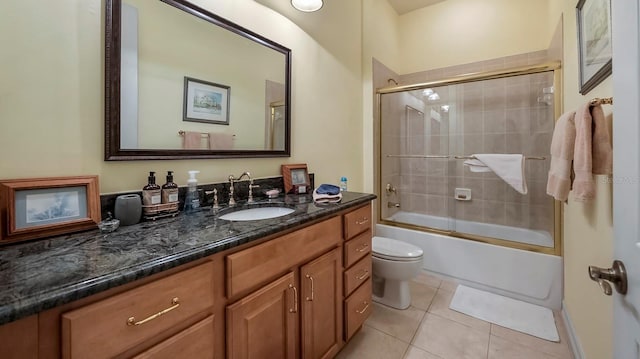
[182,131,203,149]
[572,103,612,201]
[590,104,612,175]
[546,110,576,202]
[208,133,234,150]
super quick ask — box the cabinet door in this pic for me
[301,248,343,359]
[227,272,298,359]
[0,315,37,359]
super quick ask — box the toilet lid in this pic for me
[372,236,423,261]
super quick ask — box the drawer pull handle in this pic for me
[355,217,369,225]
[305,274,315,301]
[127,297,179,326]
[355,301,369,314]
[289,284,298,313]
[355,243,369,252]
[355,270,369,280]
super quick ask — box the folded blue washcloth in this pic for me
[316,184,341,195]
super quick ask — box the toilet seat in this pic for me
[372,236,423,262]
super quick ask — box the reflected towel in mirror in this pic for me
[182,131,203,149]
[208,133,234,150]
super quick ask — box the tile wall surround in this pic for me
[378,50,555,238]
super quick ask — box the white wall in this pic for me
[0,0,364,194]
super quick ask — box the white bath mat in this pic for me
[449,285,559,342]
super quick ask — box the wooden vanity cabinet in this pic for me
[0,200,374,359]
[0,314,38,358]
[225,216,344,359]
[60,261,217,359]
[226,272,299,359]
[300,248,343,359]
[342,203,373,341]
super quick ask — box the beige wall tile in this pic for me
[463,111,484,134]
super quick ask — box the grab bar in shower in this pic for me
[386,154,546,160]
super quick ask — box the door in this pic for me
[300,248,343,359]
[612,0,640,356]
[226,272,299,359]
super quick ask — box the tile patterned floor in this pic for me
[337,271,574,359]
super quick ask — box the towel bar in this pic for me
[590,97,613,106]
[178,130,236,137]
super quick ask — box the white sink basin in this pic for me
[218,206,295,221]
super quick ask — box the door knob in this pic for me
[588,260,627,296]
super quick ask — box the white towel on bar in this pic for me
[464,154,528,194]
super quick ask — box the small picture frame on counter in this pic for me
[0,176,101,245]
[282,163,310,194]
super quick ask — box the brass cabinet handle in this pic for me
[355,301,369,314]
[127,297,179,326]
[289,284,298,313]
[305,274,314,301]
[355,217,369,225]
[355,243,369,252]
[355,270,369,281]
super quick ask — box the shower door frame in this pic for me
[375,62,563,256]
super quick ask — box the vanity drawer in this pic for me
[132,315,214,359]
[343,229,371,268]
[343,204,371,240]
[227,216,342,298]
[344,279,372,340]
[61,261,215,359]
[344,255,371,297]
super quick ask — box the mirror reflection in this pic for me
[106,0,291,160]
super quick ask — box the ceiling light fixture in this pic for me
[422,88,434,96]
[291,0,324,12]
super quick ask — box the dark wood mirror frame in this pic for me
[105,0,292,160]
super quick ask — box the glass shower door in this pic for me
[379,86,453,233]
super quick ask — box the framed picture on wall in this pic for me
[576,0,612,95]
[183,76,230,125]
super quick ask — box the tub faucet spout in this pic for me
[387,202,400,208]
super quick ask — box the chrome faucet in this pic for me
[228,172,260,205]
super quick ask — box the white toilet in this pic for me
[371,236,424,310]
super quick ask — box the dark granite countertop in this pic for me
[0,191,376,325]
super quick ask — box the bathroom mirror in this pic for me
[105,0,291,160]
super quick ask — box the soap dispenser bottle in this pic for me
[184,170,200,213]
[162,171,179,204]
[142,171,161,206]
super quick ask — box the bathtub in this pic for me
[376,212,562,309]
[387,211,554,247]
